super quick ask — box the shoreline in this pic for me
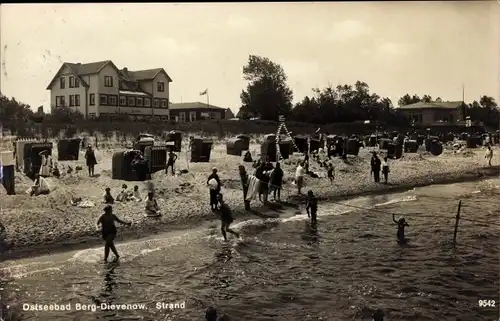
[1,165,498,262]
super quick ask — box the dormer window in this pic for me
[104,76,113,87]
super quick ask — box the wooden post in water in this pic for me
[453,200,462,247]
[238,165,251,211]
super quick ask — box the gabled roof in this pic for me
[128,68,173,82]
[170,102,226,110]
[46,60,120,89]
[399,101,463,110]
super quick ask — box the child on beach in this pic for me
[116,184,130,202]
[392,214,409,244]
[485,144,493,167]
[131,185,142,201]
[96,205,131,262]
[145,191,161,217]
[103,188,114,204]
[381,157,390,184]
[327,164,335,183]
[306,190,318,224]
[217,193,240,241]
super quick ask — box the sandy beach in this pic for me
[0,135,498,260]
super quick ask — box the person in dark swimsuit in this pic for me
[217,194,239,241]
[392,214,409,244]
[84,145,97,177]
[97,205,131,262]
[306,190,318,224]
[166,150,178,176]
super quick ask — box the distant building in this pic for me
[225,108,235,119]
[398,101,464,126]
[169,102,227,122]
[46,60,172,119]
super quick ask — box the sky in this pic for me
[0,2,498,114]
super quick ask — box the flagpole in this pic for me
[207,92,210,109]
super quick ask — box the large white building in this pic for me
[46,60,172,118]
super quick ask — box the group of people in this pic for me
[370,152,390,184]
[103,185,161,217]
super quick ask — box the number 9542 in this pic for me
[478,300,496,307]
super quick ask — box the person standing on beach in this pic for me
[269,162,284,201]
[381,157,390,184]
[306,190,318,224]
[207,167,221,211]
[392,214,409,244]
[166,149,178,176]
[327,163,335,184]
[370,152,381,183]
[485,144,493,167]
[96,205,131,262]
[84,145,97,177]
[217,193,240,241]
[295,162,305,194]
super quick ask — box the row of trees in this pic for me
[0,54,499,130]
[238,55,499,128]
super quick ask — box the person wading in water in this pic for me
[217,194,240,241]
[84,145,97,177]
[96,205,131,262]
[166,149,178,176]
[207,167,221,211]
[305,190,318,224]
[392,214,409,244]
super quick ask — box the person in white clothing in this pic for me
[485,144,493,167]
[382,157,390,184]
[295,162,305,194]
[144,191,161,217]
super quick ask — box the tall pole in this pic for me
[207,92,210,109]
[462,83,466,121]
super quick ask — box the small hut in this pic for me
[57,138,82,161]
[386,143,403,159]
[166,130,183,152]
[236,134,250,150]
[425,136,440,152]
[378,138,392,150]
[23,142,53,179]
[346,138,361,156]
[404,140,419,153]
[293,135,308,153]
[144,146,168,174]
[1,150,15,195]
[191,138,213,162]
[227,138,246,156]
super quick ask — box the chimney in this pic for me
[123,67,128,72]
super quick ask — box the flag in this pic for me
[199,89,208,96]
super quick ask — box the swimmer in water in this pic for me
[306,190,318,224]
[97,205,131,262]
[217,194,240,241]
[392,214,409,243]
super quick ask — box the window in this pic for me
[154,99,160,108]
[60,96,65,106]
[119,96,126,106]
[100,94,108,105]
[189,111,196,122]
[179,112,186,122]
[56,96,61,107]
[109,95,117,106]
[69,76,75,88]
[88,113,96,118]
[104,76,113,87]
[60,77,65,89]
[144,98,151,107]
[210,112,216,120]
[136,97,143,107]
[157,82,165,92]
[89,93,95,105]
[75,94,80,106]
[128,97,135,106]
[161,99,167,108]
[69,95,76,106]
[75,78,80,88]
